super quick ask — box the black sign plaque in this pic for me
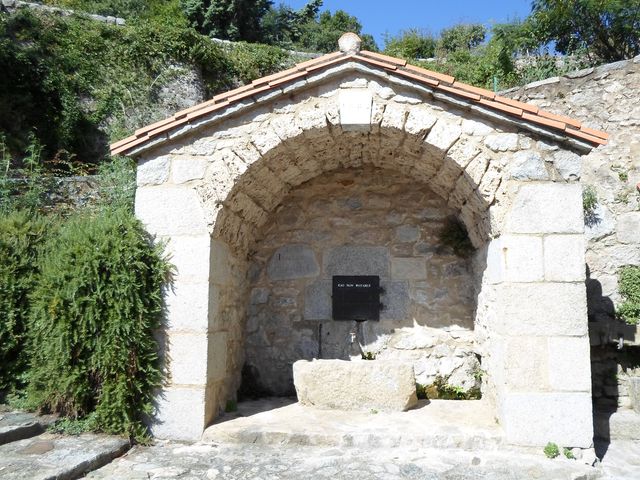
[332,275,381,321]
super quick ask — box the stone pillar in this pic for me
[487,183,593,447]
[135,156,213,440]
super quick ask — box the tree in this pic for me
[298,9,377,53]
[530,0,640,62]
[180,0,272,41]
[383,28,436,60]
[437,24,486,55]
[261,0,321,47]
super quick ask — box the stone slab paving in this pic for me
[87,441,601,480]
[202,398,504,450]
[597,439,640,480]
[0,409,56,445]
[0,432,129,480]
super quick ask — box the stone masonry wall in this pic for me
[504,56,640,412]
[244,166,478,396]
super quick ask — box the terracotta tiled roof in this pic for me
[111,50,608,156]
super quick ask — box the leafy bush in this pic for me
[618,266,640,326]
[0,211,50,396]
[26,208,170,440]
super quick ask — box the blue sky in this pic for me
[286,0,533,48]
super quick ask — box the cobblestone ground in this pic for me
[86,441,601,480]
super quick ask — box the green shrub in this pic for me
[26,207,170,440]
[618,266,640,325]
[544,441,560,459]
[0,211,50,396]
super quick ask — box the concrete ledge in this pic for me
[293,359,418,412]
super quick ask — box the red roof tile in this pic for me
[110,47,608,156]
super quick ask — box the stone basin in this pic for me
[292,359,418,412]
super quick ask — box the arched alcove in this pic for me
[123,51,599,447]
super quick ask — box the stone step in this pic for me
[0,410,57,446]
[594,408,640,441]
[0,432,130,480]
[202,398,505,451]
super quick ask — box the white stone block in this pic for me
[503,337,549,391]
[485,235,544,283]
[391,257,427,280]
[165,235,211,282]
[548,336,592,392]
[500,392,593,447]
[164,281,210,332]
[208,332,229,383]
[404,105,438,138]
[149,386,206,440]
[137,155,170,186]
[136,187,208,236]
[544,235,586,282]
[168,333,209,386]
[172,157,207,184]
[380,101,408,131]
[494,283,588,336]
[425,119,461,153]
[339,88,373,130]
[617,212,640,244]
[505,183,584,234]
[484,133,519,152]
[293,359,418,412]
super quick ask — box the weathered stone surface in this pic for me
[485,235,544,283]
[267,244,320,280]
[0,411,55,446]
[425,119,461,152]
[293,359,418,411]
[493,283,588,336]
[505,183,584,234]
[548,336,592,392]
[303,280,331,320]
[172,157,207,183]
[149,386,207,440]
[136,187,208,236]
[380,281,410,320]
[137,155,170,186]
[543,235,586,282]
[323,246,390,277]
[0,433,129,480]
[616,212,640,244]
[552,150,581,180]
[509,151,549,180]
[391,257,426,280]
[484,133,518,152]
[499,392,594,447]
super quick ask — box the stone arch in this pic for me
[133,68,595,449]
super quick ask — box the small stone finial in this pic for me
[339,32,362,54]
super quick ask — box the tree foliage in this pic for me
[383,28,436,60]
[530,0,640,62]
[180,0,272,41]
